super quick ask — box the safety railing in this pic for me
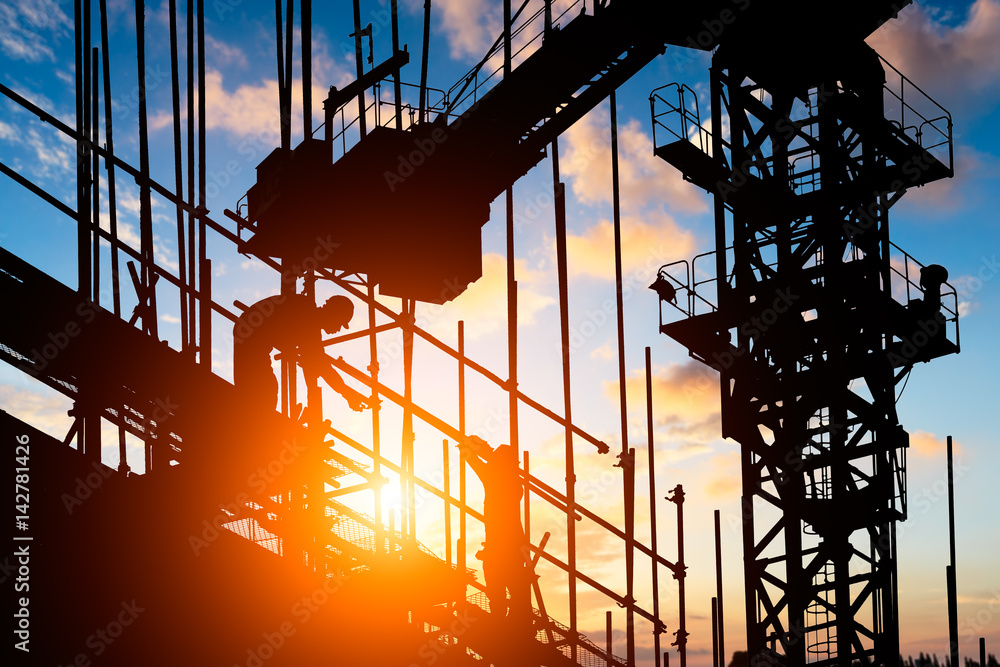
[887,240,961,351]
[649,82,713,157]
[880,55,953,173]
[442,0,585,121]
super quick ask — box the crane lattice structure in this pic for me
[650,3,959,667]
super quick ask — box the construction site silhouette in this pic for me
[0,1,975,666]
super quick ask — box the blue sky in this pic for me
[1,1,998,665]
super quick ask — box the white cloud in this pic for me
[0,0,71,63]
[435,0,501,62]
[867,0,1000,106]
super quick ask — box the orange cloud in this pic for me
[416,252,554,340]
[560,106,708,214]
[704,451,741,500]
[566,211,697,282]
[908,430,962,458]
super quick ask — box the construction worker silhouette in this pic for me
[459,436,532,636]
[233,294,370,414]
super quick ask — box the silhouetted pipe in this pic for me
[647,347,662,667]
[186,0,196,349]
[352,1,366,136]
[168,0,188,351]
[197,0,207,366]
[369,282,383,548]
[100,0,127,472]
[458,320,467,573]
[611,90,636,666]
[552,137,578,661]
[390,0,402,130]
[91,47,100,306]
[82,0,92,301]
[715,509,725,667]
[302,0,311,139]
[606,610,613,667]
[285,0,293,143]
[99,0,120,318]
[443,440,452,565]
[669,485,688,667]
[523,450,530,546]
[418,0,430,122]
[712,597,719,667]
[403,298,416,538]
[274,0,286,148]
[981,637,986,667]
[75,0,87,298]
[200,258,211,373]
[948,435,959,667]
[135,0,158,341]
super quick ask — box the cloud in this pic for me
[867,0,1000,107]
[416,252,554,339]
[0,119,75,184]
[909,430,962,458]
[560,106,708,215]
[204,33,248,68]
[149,30,353,143]
[0,0,71,63]
[566,210,697,282]
[434,0,501,62]
[704,451,741,499]
[0,385,73,438]
[608,360,722,446]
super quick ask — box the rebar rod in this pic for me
[610,90,636,666]
[647,347,662,667]
[91,47,100,307]
[301,0,311,139]
[418,0,430,122]
[98,0,120,320]
[169,0,189,351]
[715,509,725,667]
[369,281,383,548]
[552,135,578,659]
[197,0,207,367]
[353,0,367,136]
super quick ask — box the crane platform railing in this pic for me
[442,0,585,121]
[884,240,961,350]
[880,54,953,173]
[649,82,715,158]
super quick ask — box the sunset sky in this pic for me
[1,1,999,665]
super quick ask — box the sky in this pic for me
[1,1,999,665]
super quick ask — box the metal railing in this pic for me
[887,240,961,350]
[880,55,954,172]
[649,82,713,156]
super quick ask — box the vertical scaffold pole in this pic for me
[369,282,383,546]
[353,0,367,136]
[716,509,725,667]
[168,0,188,352]
[647,347,662,667]
[302,0,311,139]
[458,320,467,574]
[669,484,687,667]
[610,90,636,666]
[553,143,578,662]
